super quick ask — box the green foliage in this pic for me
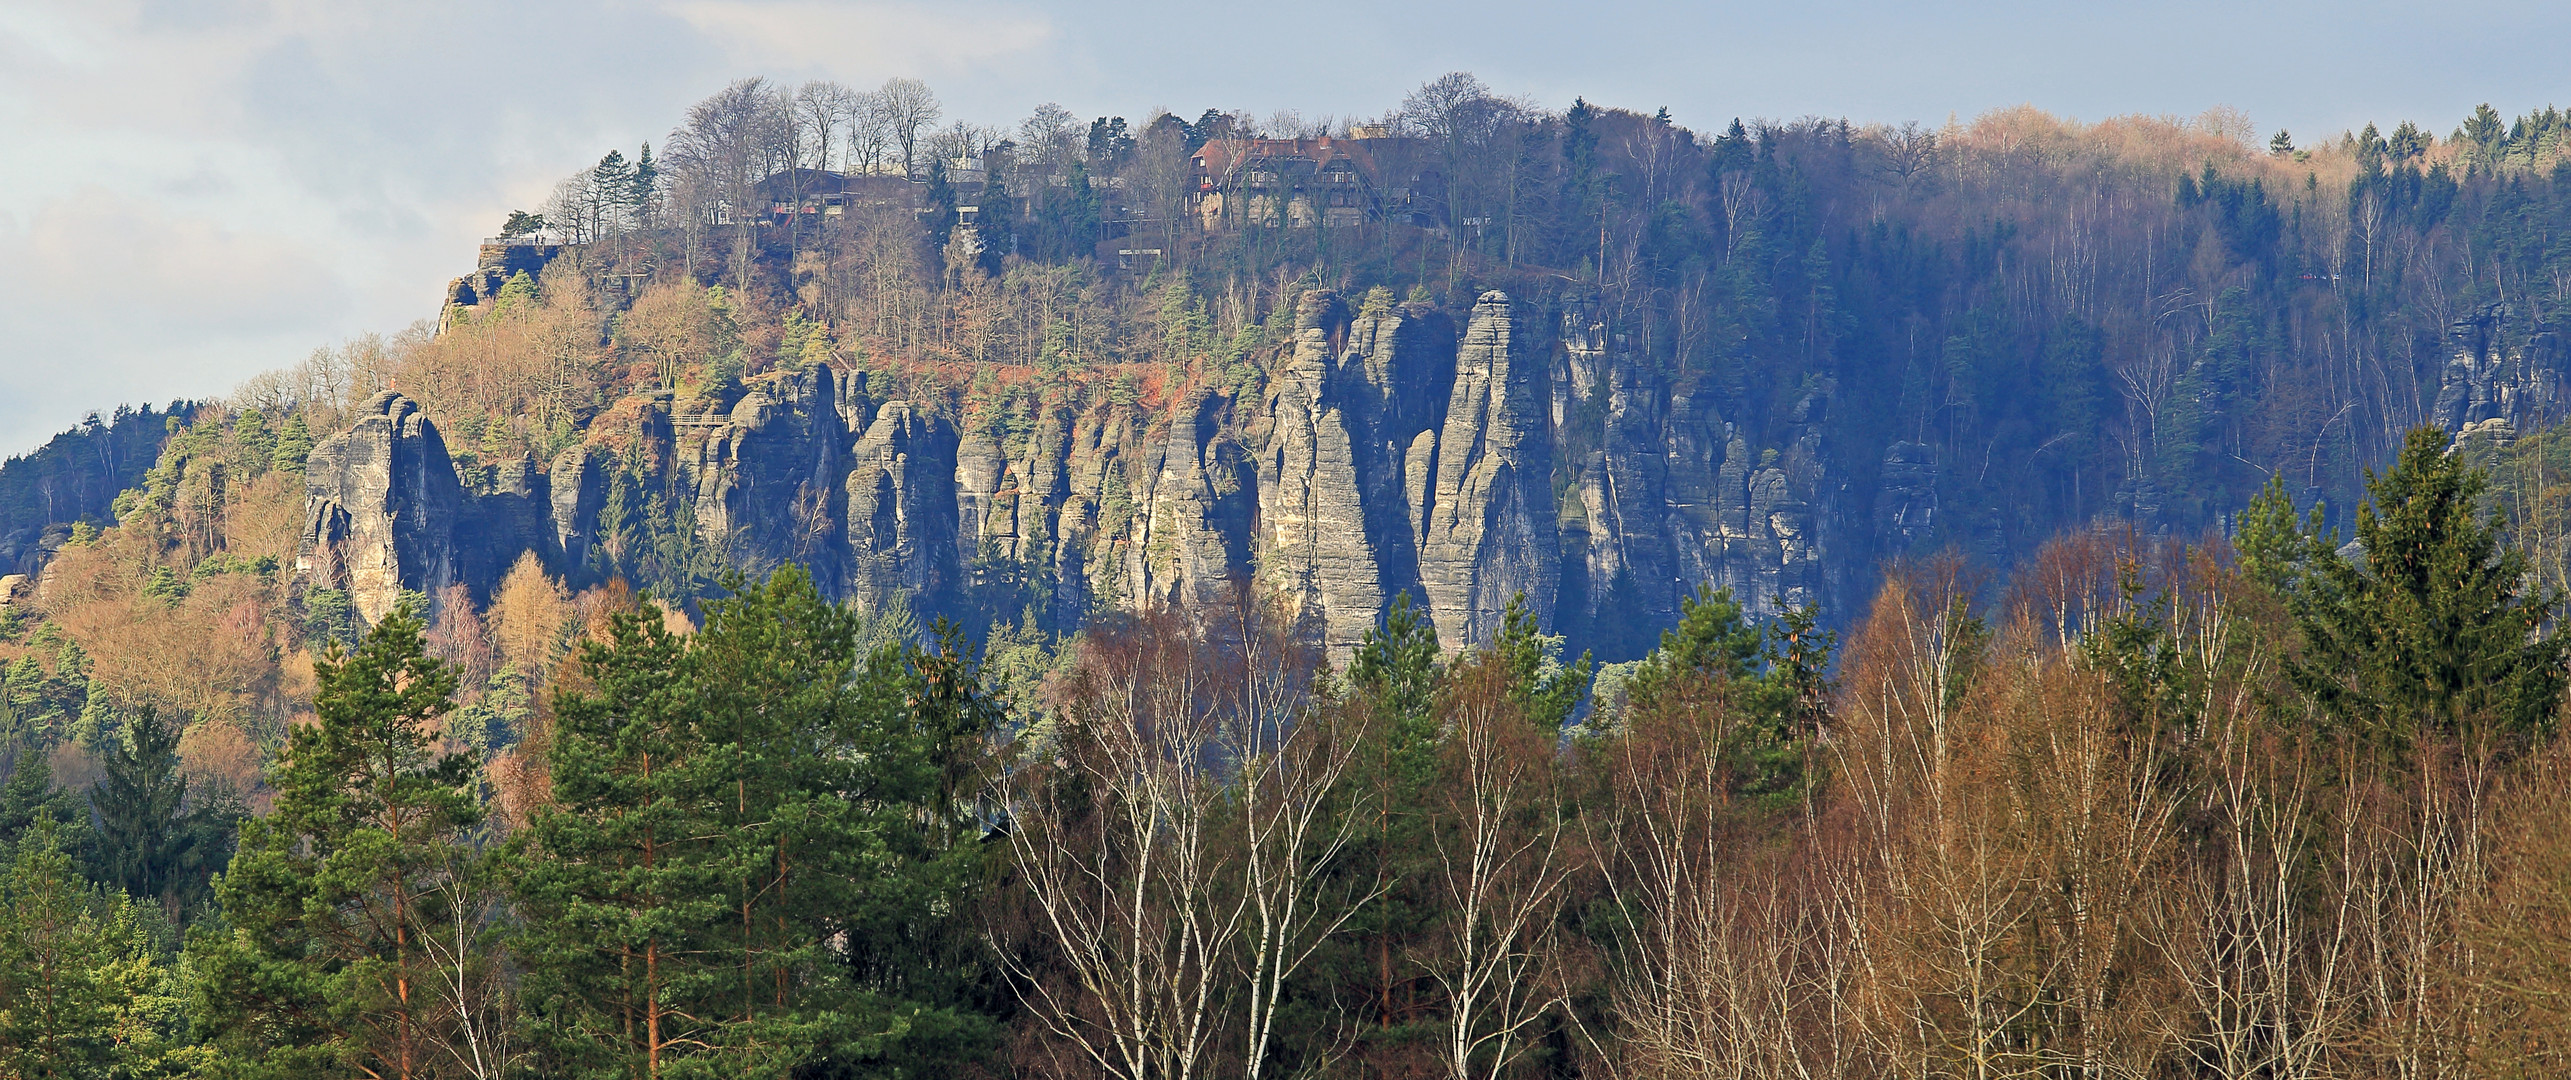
[594,467,733,605]
[297,587,360,651]
[0,403,191,565]
[1607,586,1835,803]
[1624,584,1764,702]
[499,210,548,239]
[1351,592,1445,741]
[514,567,1001,1077]
[189,599,486,1078]
[0,816,120,1078]
[272,413,314,475]
[94,706,241,916]
[0,814,207,1079]
[3,623,92,746]
[0,743,91,871]
[1329,591,1460,1068]
[922,159,958,248]
[1487,592,1593,730]
[2261,427,2568,744]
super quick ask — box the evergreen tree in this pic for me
[976,170,1013,276]
[1350,592,1444,741]
[93,705,238,916]
[234,408,278,473]
[94,706,188,902]
[1487,593,1593,730]
[0,817,117,1079]
[1625,584,1764,706]
[189,600,486,1079]
[499,210,548,240]
[1333,591,1452,1058]
[2249,428,2569,745]
[628,141,659,225]
[1085,115,1133,165]
[515,568,1001,1078]
[273,412,315,475]
[511,600,712,1078]
[1611,585,1832,802]
[923,159,958,248]
[0,742,89,869]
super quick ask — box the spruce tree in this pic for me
[975,171,1013,276]
[189,600,485,1079]
[923,159,958,247]
[93,706,191,906]
[273,412,315,474]
[2254,427,2569,744]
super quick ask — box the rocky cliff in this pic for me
[2433,302,2571,447]
[299,290,1842,655]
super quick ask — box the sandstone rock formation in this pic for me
[299,290,1854,656]
[298,392,466,624]
[2432,302,2571,444]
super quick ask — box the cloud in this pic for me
[10,188,345,332]
[666,0,1055,76]
[0,0,2566,462]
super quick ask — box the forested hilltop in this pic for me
[12,78,2571,652]
[12,75,2571,1078]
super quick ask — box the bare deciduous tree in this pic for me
[1001,606,1245,1080]
[795,80,860,173]
[1425,661,1573,1080]
[877,77,941,178]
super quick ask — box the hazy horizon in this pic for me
[4,0,2566,458]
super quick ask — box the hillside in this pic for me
[281,86,2571,659]
[15,78,2571,1080]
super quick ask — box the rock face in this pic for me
[299,392,466,624]
[2433,303,2571,444]
[299,291,1855,656]
[1416,292,1560,647]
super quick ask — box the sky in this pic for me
[2,0,2567,458]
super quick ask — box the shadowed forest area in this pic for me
[11,423,2571,1078]
[11,74,2571,1077]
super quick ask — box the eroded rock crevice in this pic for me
[299,290,1847,655]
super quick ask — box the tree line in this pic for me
[12,422,2571,1077]
[433,74,2571,592]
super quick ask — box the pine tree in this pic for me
[1625,584,1764,707]
[1612,585,1830,803]
[0,742,89,869]
[2258,427,2569,745]
[1351,592,1444,742]
[189,600,487,1079]
[515,568,1002,1077]
[1339,592,1452,1056]
[0,816,118,1078]
[512,601,712,1078]
[234,408,278,474]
